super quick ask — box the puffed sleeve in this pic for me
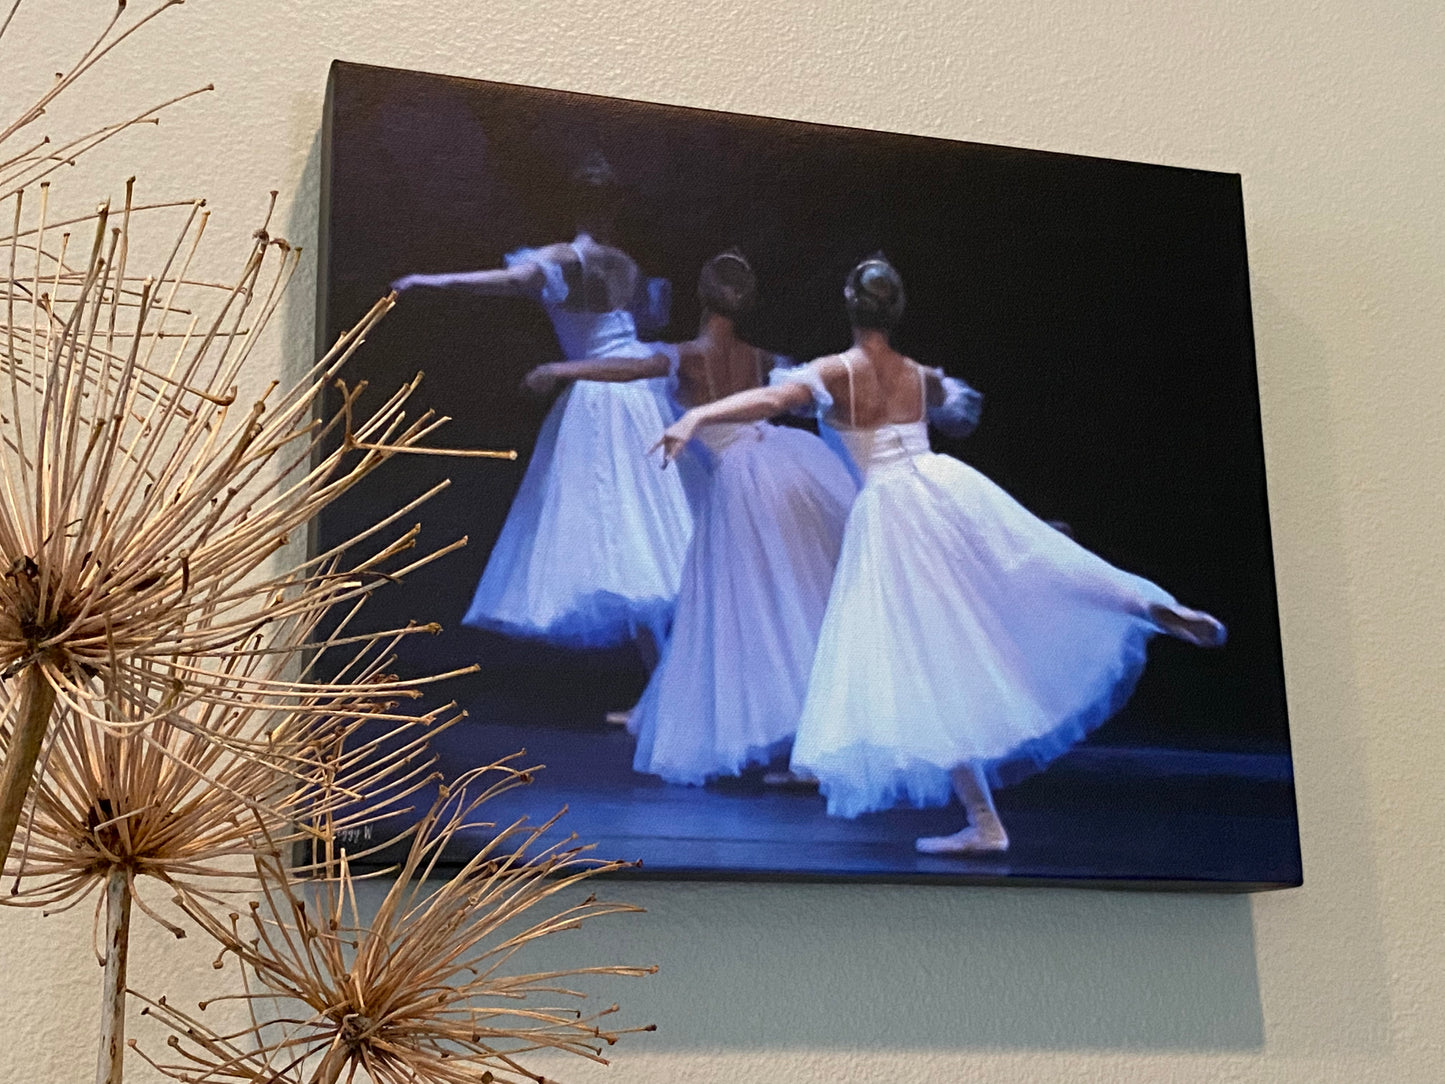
[769,362,832,418]
[648,342,682,401]
[631,276,673,334]
[654,341,681,381]
[928,368,983,439]
[503,246,568,305]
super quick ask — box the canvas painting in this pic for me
[314,60,1301,888]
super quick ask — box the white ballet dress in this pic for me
[629,352,860,783]
[780,360,1178,818]
[460,242,693,648]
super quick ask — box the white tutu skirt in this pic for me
[461,376,692,648]
[791,452,1176,818]
[631,424,858,783]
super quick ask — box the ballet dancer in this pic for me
[657,255,1225,854]
[527,250,859,781]
[391,153,691,652]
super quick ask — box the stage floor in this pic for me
[369,717,1302,889]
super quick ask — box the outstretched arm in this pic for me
[653,381,815,462]
[391,261,548,298]
[523,353,671,396]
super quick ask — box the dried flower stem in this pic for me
[0,183,506,868]
[2,10,655,1083]
[309,1043,348,1084]
[134,763,657,1083]
[0,2,198,199]
[96,865,132,1084]
[0,663,56,869]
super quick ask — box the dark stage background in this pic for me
[313,61,1299,886]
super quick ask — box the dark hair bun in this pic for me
[844,254,905,330]
[698,249,757,319]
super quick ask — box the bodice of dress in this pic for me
[770,357,948,483]
[504,235,668,357]
[546,307,646,359]
[833,421,931,479]
[664,342,772,454]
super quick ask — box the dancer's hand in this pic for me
[522,364,563,397]
[650,413,699,466]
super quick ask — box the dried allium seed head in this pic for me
[0,179,510,867]
[132,763,656,1084]
[4,653,456,925]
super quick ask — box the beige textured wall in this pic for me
[1,1,1441,1081]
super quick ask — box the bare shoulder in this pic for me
[903,356,944,380]
[807,353,850,381]
[904,358,945,404]
[660,341,690,386]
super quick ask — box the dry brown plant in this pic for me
[0,0,517,875]
[131,763,657,1084]
[0,178,509,871]
[0,0,210,203]
[5,660,442,918]
[1,7,653,1084]
[4,650,455,1084]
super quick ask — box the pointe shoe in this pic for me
[915,825,1010,855]
[1148,603,1227,648]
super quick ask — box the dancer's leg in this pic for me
[606,625,665,727]
[1147,603,1227,648]
[762,766,818,788]
[635,623,662,671]
[915,762,1010,855]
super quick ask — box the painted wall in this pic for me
[0,1,1440,1081]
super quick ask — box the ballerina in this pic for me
[390,152,691,652]
[529,251,860,782]
[657,255,1225,854]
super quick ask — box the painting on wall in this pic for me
[314,60,1301,889]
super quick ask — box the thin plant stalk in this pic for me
[95,865,131,1084]
[0,10,655,1083]
[0,662,56,870]
[310,1043,348,1084]
[7,674,456,1083]
[134,763,658,1083]
[0,187,509,866]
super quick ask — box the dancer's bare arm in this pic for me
[652,381,814,462]
[390,246,573,297]
[523,354,671,395]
